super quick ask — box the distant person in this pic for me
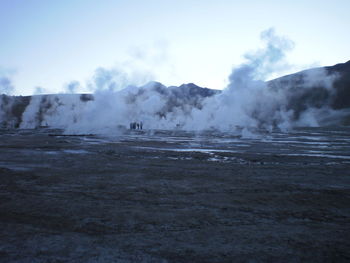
[136,122,140,129]
[140,121,143,130]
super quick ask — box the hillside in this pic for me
[0,61,349,129]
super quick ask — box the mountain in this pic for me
[268,60,350,110]
[0,61,349,129]
[267,60,350,124]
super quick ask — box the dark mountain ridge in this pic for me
[268,60,350,112]
[0,61,349,128]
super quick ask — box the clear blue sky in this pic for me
[1,0,349,95]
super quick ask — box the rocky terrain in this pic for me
[0,127,349,262]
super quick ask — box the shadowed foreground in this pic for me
[0,128,349,262]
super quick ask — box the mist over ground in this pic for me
[1,29,349,134]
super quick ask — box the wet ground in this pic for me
[0,127,349,262]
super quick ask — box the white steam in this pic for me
[0,70,15,95]
[10,28,345,134]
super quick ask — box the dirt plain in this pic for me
[0,128,349,262]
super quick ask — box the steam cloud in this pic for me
[1,28,348,133]
[0,72,15,95]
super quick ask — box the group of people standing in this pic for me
[130,121,143,130]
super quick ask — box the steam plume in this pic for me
[2,29,348,133]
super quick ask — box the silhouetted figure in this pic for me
[129,121,143,130]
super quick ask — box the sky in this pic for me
[1,0,349,95]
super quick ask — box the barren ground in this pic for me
[0,128,349,262]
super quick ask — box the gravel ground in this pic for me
[0,128,349,262]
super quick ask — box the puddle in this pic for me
[63,149,89,154]
[285,153,350,159]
